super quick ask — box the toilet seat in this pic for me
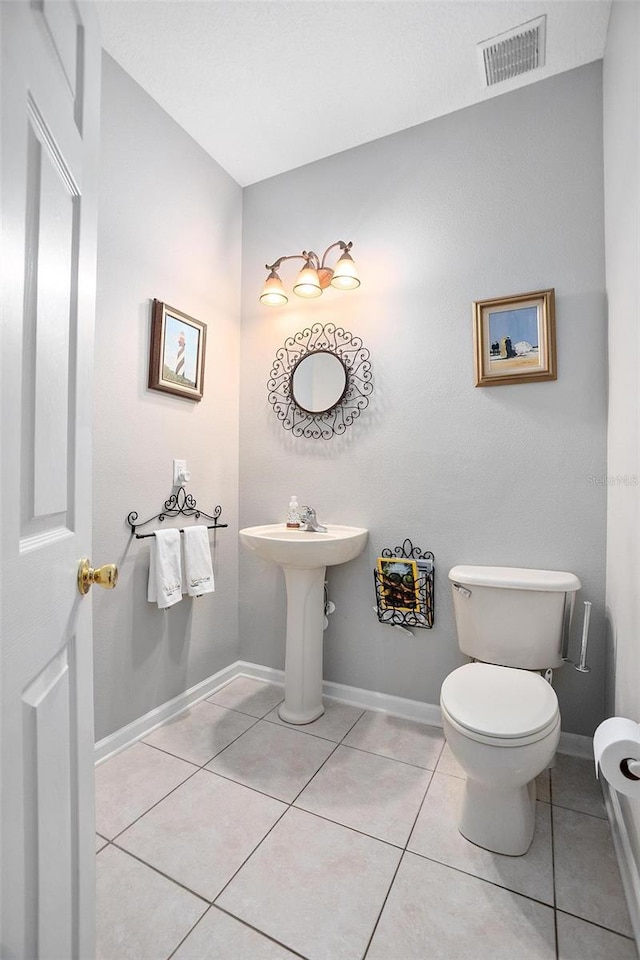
[440,662,559,747]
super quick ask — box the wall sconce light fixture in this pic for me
[259,240,360,306]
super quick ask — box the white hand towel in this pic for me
[147,529,183,609]
[182,525,215,597]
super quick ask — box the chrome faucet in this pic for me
[299,506,327,533]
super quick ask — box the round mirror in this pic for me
[291,350,348,414]
[268,323,372,439]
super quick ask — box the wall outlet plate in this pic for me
[173,459,188,485]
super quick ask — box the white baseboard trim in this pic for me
[234,660,284,688]
[323,679,443,727]
[237,661,591,756]
[95,658,593,763]
[602,779,640,946]
[557,730,593,759]
[237,661,441,725]
[94,661,240,765]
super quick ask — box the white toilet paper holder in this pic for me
[564,600,592,673]
[594,716,640,794]
[621,758,640,780]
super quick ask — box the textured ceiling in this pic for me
[96,1,611,186]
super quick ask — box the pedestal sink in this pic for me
[239,524,368,724]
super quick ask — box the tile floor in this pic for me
[95,677,638,960]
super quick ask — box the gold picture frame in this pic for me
[473,288,556,387]
[149,299,207,401]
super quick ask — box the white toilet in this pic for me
[440,565,581,856]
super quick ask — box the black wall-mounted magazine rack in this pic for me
[374,539,434,629]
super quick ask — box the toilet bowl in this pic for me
[440,662,560,856]
[445,564,581,854]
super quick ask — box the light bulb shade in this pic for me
[330,251,360,290]
[260,270,288,306]
[293,264,322,299]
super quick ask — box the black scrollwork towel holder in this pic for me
[126,486,227,539]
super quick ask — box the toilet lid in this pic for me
[440,663,559,739]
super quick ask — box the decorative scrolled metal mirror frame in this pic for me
[267,323,373,439]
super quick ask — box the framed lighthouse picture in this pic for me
[149,300,207,401]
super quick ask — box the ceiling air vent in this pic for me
[478,15,546,87]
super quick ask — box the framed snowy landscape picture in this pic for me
[149,299,207,401]
[473,288,556,387]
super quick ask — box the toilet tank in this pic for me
[449,565,581,670]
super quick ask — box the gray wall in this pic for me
[603,1,640,858]
[93,54,242,741]
[239,63,607,737]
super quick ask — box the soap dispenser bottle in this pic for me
[287,495,300,529]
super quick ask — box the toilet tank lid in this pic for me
[449,565,581,592]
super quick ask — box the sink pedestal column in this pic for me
[278,565,326,724]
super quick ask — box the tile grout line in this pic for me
[241,705,437,851]
[165,904,216,960]
[290,804,408,853]
[401,737,446,853]
[550,770,560,960]
[141,704,342,819]
[359,749,445,958]
[101,693,316,960]
[549,775,634,941]
[359,737,446,959]
[335,706,367,742]
[197,764,305,805]
[142,706,358,808]
[204,693,284,720]
[554,908,639,942]
[252,715,356,747]
[106,764,202,844]
[114,798,434,960]
[201,703,360,804]
[210,799,291,907]
[551,800,608,821]
[404,770,438,853]
[361,849,407,960]
[207,704,367,811]
[200,705,401,948]
[108,840,211,905]
[283,704,436,812]
[407,846,557,913]
[213,904,312,960]
[103,710,264,843]
[260,705,366,743]
[202,702,369,928]
[338,739,443,771]
[164,901,313,960]
[288,740,345,807]
[104,714,271,844]
[142,713,262,768]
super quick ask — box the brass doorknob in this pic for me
[77,558,118,595]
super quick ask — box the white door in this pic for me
[1,2,102,957]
